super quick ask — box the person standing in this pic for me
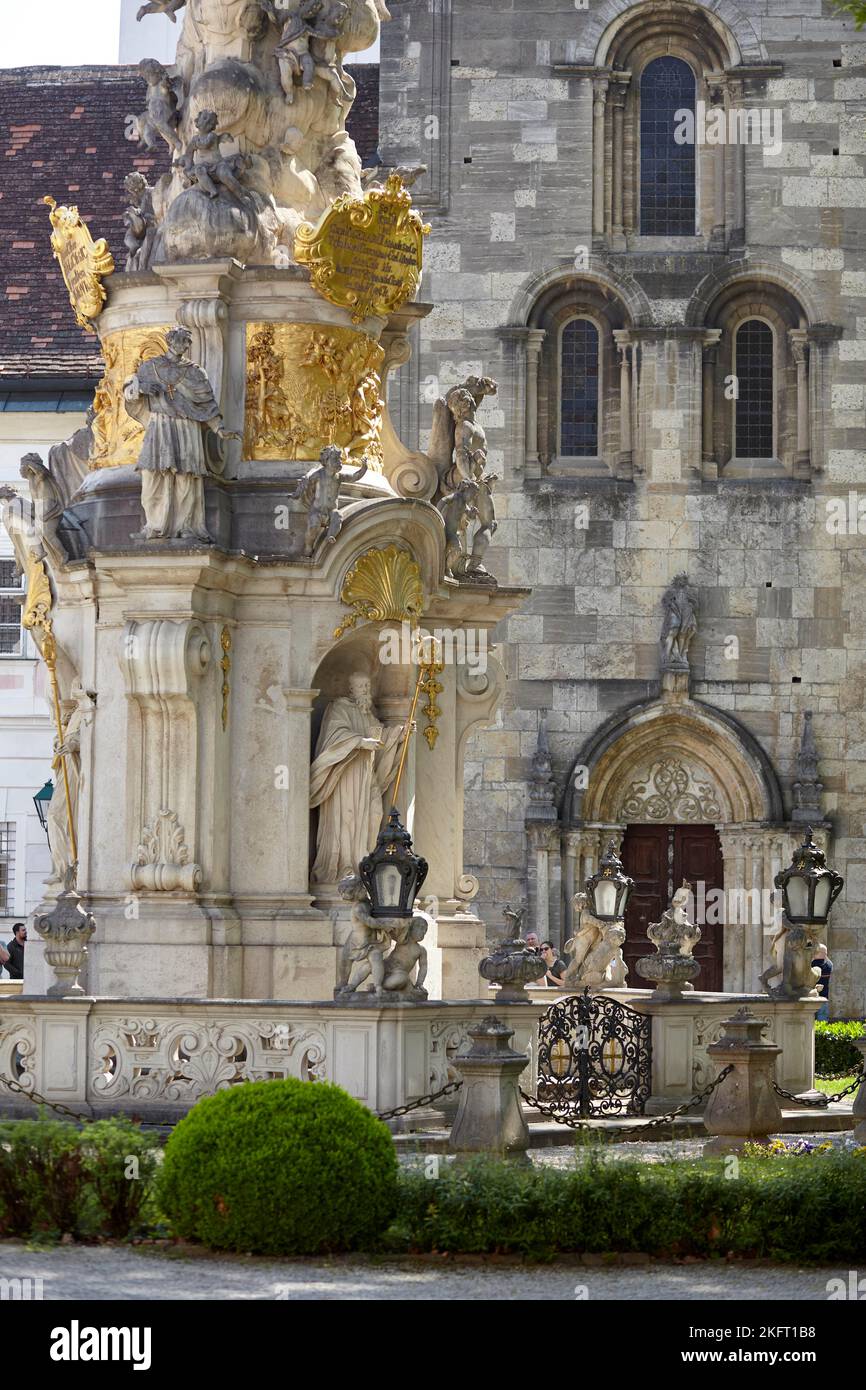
[812,947,833,1022]
[5,923,25,981]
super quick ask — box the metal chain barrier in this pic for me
[376,1078,463,1122]
[519,1064,734,1138]
[773,1069,864,1108]
[0,1071,94,1124]
[814,1064,864,1082]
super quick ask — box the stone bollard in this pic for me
[448,1016,530,1163]
[852,1036,866,1145]
[702,1007,782,1155]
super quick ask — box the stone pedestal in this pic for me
[702,1007,783,1154]
[448,1016,531,1161]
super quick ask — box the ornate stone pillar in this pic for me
[592,78,609,242]
[788,328,811,478]
[718,826,746,992]
[701,330,721,480]
[610,79,629,250]
[525,328,546,478]
[708,81,727,250]
[613,329,633,478]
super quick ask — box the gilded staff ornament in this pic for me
[244,323,384,467]
[334,545,425,640]
[90,327,171,469]
[419,644,445,751]
[43,196,114,333]
[294,175,430,323]
[220,625,232,732]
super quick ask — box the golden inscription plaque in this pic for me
[42,196,114,333]
[89,327,171,469]
[294,175,430,324]
[244,322,384,467]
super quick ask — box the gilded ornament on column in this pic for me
[243,323,384,468]
[220,625,231,732]
[294,174,431,323]
[419,643,445,751]
[43,196,114,333]
[334,545,424,640]
[89,327,171,469]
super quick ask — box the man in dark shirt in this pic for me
[6,923,26,981]
[540,941,568,988]
[812,947,832,1021]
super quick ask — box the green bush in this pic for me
[0,1115,159,1241]
[157,1078,398,1255]
[815,1020,865,1075]
[389,1151,866,1262]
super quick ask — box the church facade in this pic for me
[380,0,866,1016]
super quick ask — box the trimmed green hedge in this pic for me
[0,1116,161,1241]
[389,1153,866,1262]
[157,1077,398,1256]
[815,1020,865,1075]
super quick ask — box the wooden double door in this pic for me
[621,824,724,993]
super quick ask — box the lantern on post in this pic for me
[585,839,633,922]
[774,827,843,926]
[359,807,428,919]
[33,780,54,839]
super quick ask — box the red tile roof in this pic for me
[0,63,380,383]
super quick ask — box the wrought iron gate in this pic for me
[537,989,652,1117]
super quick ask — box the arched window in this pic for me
[640,57,696,237]
[560,318,599,456]
[734,320,774,458]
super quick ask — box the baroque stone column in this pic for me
[789,328,811,479]
[592,78,609,243]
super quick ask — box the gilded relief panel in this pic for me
[89,327,171,470]
[243,323,384,469]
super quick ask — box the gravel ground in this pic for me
[0,1243,854,1301]
[396,1131,861,1169]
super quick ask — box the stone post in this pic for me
[448,1016,531,1161]
[703,1007,782,1154]
[852,1037,866,1144]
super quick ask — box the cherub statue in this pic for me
[176,110,250,202]
[123,172,158,272]
[428,375,497,493]
[466,469,498,576]
[267,0,353,105]
[335,873,390,996]
[361,163,427,190]
[437,477,479,579]
[132,58,181,153]
[760,922,823,999]
[502,901,527,939]
[659,573,698,671]
[291,444,367,553]
[563,891,628,989]
[381,914,428,998]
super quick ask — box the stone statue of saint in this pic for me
[124,326,236,541]
[659,574,698,671]
[309,671,405,884]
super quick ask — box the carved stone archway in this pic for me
[553,697,797,993]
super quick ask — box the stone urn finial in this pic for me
[636,879,701,1000]
[479,902,545,1002]
[32,863,96,996]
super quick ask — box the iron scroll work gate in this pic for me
[537,989,652,1117]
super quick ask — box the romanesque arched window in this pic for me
[560,318,600,457]
[639,57,696,236]
[734,319,774,459]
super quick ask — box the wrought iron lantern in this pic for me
[33,779,53,838]
[585,839,633,922]
[359,806,428,919]
[774,827,843,926]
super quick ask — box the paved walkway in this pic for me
[0,1244,852,1300]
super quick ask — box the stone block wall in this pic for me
[381,1,866,1016]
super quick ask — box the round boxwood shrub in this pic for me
[157,1077,398,1255]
